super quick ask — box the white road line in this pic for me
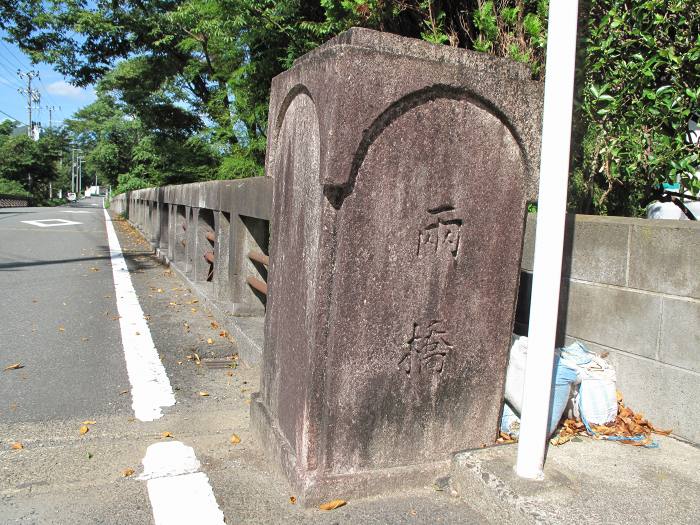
[141,442,226,525]
[103,208,176,421]
[21,219,83,227]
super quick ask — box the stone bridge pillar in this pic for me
[251,28,543,504]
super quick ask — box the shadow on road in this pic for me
[0,254,111,271]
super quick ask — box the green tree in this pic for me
[4,1,697,214]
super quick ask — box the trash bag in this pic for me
[502,336,579,437]
[500,402,520,436]
[560,341,618,426]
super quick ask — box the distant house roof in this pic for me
[10,125,29,137]
[10,124,41,140]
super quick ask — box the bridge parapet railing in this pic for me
[111,178,272,362]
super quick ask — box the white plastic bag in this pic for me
[503,336,578,436]
[504,335,528,414]
[562,341,618,425]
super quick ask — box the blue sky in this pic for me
[0,30,96,129]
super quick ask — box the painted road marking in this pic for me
[58,210,94,214]
[140,442,226,525]
[103,208,175,421]
[21,219,83,227]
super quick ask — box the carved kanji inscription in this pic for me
[398,320,453,376]
[417,206,462,262]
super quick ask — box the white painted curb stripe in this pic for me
[139,441,201,480]
[142,442,226,525]
[103,209,176,421]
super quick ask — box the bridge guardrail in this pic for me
[111,178,272,363]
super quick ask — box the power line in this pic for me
[0,61,24,89]
[0,51,21,71]
[37,75,60,109]
[0,108,25,124]
[0,40,26,69]
[0,75,25,90]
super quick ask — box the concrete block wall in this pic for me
[519,214,700,444]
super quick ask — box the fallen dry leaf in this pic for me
[319,499,346,511]
[4,363,23,371]
[11,442,23,450]
[210,321,219,330]
[219,330,228,338]
[289,496,297,505]
[58,326,65,332]
[119,390,129,395]
[230,434,241,445]
[161,431,173,439]
[198,391,210,397]
[79,425,89,435]
[191,308,197,313]
[122,467,135,477]
[89,267,100,272]
[207,338,214,345]
[156,288,164,293]
[82,420,97,425]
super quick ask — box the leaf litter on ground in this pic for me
[501,392,672,447]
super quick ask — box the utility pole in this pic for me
[46,105,60,129]
[71,147,76,193]
[78,156,84,195]
[71,147,81,194]
[17,70,40,139]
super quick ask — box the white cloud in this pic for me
[46,80,94,99]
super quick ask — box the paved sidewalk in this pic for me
[450,435,699,524]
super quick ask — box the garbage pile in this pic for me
[499,337,671,447]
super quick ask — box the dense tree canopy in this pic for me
[0,123,69,201]
[0,1,697,215]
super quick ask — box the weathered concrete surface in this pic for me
[252,27,543,504]
[450,436,700,525]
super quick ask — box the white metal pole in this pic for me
[515,0,579,480]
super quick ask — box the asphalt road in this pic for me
[0,198,131,423]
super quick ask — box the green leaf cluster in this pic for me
[569,0,700,215]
